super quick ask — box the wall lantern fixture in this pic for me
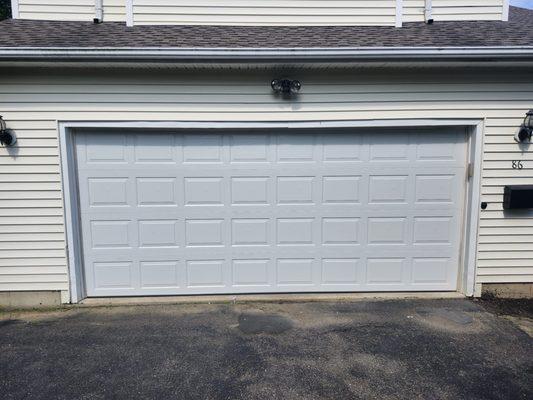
[271,78,301,98]
[0,116,16,146]
[515,109,533,143]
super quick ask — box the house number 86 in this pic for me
[512,160,524,170]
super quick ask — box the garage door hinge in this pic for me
[468,163,474,178]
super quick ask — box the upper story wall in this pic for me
[131,1,398,26]
[11,0,509,26]
[13,0,126,22]
[403,0,507,23]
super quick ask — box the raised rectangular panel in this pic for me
[322,259,359,284]
[323,135,362,161]
[230,135,268,162]
[85,134,126,163]
[412,258,449,283]
[184,177,223,206]
[139,220,179,247]
[232,259,269,286]
[415,175,454,203]
[137,178,176,206]
[232,219,269,246]
[186,260,224,287]
[413,217,452,244]
[417,134,457,160]
[134,134,174,163]
[231,177,268,205]
[368,218,407,244]
[277,177,314,204]
[277,218,314,245]
[369,176,408,203]
[322,218,359,245]
[277,135,314,162]
[94,262,132,289]
[277,259,314,285]
[322,176,360,204]
[140,261,179,288]
[367,258,404,284]
[183,135,222,163]
[370,135,409,160]
[90,221,130,248]
[186,219,224,247]
[88,178,128,206]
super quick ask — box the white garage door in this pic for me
[75,129,468,297]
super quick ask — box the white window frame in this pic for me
[59,119,484,303]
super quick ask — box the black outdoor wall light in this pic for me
[515,109,533,143]
[0,116,16,146]
[271,78,301,98]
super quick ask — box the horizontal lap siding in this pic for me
[14,0,504,25]
[403,0,504,23]
[17,0,126,22]
[103,0,126,22]
[0,68,531,293]
[132,0,397,26]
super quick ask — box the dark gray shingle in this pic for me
[0,7,531,49]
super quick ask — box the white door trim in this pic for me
[59,119,484,302]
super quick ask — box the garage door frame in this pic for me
[59,119,484,303]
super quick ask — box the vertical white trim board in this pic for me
[10,0,19,19]
[59,119,483,303]
[396,0,403,28]
[125,0,134,26]
[502,0,510,22]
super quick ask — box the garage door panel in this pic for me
[76,129,467,296]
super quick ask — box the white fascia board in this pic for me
[0,47,533,62]
[10,0,19,19]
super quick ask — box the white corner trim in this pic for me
[59,118,483,302]
[502,0,510,21]
[425,0,433,23]
[125,0,134,27]
[95,0,103,21]
[395,0,403,28]
[10,0,19,19]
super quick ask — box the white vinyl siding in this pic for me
[403,0,505,23]
[131,0,397,26]
[15,0,126,22]
[12,0,506,25]
[17,0,95,21]
[0,67,531,295]
[103,0,127,22]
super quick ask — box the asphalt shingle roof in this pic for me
[0,7,532,49]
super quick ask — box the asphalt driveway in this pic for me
[0,298,532,400]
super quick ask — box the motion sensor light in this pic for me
[0,116,16,147]
[515,110,533,143]
[271,78,302,97]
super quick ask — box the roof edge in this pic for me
[1,46,533,63]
